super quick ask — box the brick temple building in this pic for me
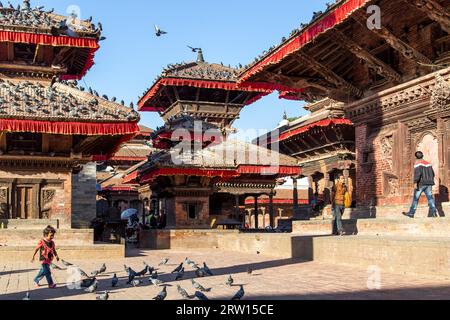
[124,52,302,229]
[238,0,450,217]
[0,1,139,257]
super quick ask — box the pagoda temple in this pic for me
[124,52,301,229]
[238,0,450,217]
[0,1,140,229]
[255,99,355,219]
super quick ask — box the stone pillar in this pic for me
[254,196,259,229]
[71,163,97,229]
[261,207,266,228]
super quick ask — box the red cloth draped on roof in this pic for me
[0,31,99,80]
[139,168,240,184]
[0,119,139,136]
[278,119,353,142]
[239,0,371,84]
[238,166,301,176]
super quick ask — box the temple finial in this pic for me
[283,110,288,120]
[197,49,204,63]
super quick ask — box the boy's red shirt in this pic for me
[36,239,57,265]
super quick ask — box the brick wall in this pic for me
[71,163,97,229]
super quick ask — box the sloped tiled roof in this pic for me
[0,79,139,123]
[161,61,241,82]
[0,1,98,38]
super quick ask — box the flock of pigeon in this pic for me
[0,78,139,121]
[24,257,248,301]
[0,1,102,37]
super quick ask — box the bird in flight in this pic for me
[155,24,167,37]
[187,45,202,52]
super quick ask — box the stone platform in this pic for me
[292,217,450,236]
[0,219,125,262]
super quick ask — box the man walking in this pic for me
[403,151,438,218]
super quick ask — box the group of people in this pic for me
[330,151,438,236]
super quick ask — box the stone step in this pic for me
[0,229,94,246]
[293,235,450,279]
[0,243,125,261]
[0,219,60,230]
[293,217,450,237]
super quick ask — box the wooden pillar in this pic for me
[269,193,275,228]
[293,177,300,219]
[235,194,241,221]
[254,195,259,229]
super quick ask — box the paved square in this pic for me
[1,248,450,300]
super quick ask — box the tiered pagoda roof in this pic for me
[0,0,102,80]
[138,56,272,113]
[0,1,140,161]
[124,139,301,185]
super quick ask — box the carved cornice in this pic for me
[346,68,450,124]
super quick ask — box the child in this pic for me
[31,226,59,289]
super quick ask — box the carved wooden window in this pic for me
[14,43,37,63]
[187,203,197,220]
[7,133,42,153]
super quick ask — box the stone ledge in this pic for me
[0,219,60,230]
[0,244,125,261]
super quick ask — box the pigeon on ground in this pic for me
[191,279,211,292]
[96,291,109,301]
[195,291,209,301]
[203,263,213,276]
[23,292,31,301]
[79,277,97,288]
[85,280,98,293]
[111,274,119,287]
[184,257,195,265]
[99,263,107,274]
[159,258,169,266]
[149,278,163,286]
[153,286,167,300]
[151,271,159,280]
[177,285,190,299]
[231,285,245,301]
[247,267,253,275]
[175,268,185,281]
[131,279,142,287]
[136,266,149,277]
[172,263,184,274]
[150,277,163,285]
[226,275,234,287]
[195,267,207,278]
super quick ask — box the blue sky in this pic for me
[13,0,330,133]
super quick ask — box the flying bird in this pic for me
[61,260,74,267]
[154,24,167,37]
[187,45,201,52]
